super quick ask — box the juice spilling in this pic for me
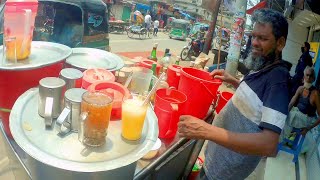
[81,92,113,147]
[122,98,148,141]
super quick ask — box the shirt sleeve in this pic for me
[259,68,289,134]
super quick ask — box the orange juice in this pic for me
[81,92,113,146]
[5,37,32,61]
[122,98,148,140]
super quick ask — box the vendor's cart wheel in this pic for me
[140,29,147,39]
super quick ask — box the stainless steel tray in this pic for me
[10,88,158,173]
[0,41,72,71]
[66,48,124,72]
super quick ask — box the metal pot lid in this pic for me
[66,48,124,71]
[0,41,72,71]
[10,88,158,172]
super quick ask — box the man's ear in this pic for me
[276,37,286,52]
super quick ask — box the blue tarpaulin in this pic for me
[136,3,150,11]
[179,11,195,20]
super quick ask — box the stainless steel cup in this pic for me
[56,88,87,134]
[59,68,83,90]
[38,77,66,127]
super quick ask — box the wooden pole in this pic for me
[202,0,222,54]
[217,1,224,69]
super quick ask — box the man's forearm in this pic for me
[204,124,278,156]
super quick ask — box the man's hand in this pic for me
[178,115,210,139]
[210,69,240,88]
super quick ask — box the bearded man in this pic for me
[178,9,290,180]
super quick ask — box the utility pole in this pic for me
[225,0,248,76]
[202,0,222,54]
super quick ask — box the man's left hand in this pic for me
[177,115,210,139]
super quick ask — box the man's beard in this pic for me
[244,50,277,71]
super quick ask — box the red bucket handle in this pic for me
[164,103,179,137]
[213,91,221,110]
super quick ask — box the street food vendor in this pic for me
[178,9,290,180]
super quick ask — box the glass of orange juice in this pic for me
[79,91,113,147]
[121,95,148,141]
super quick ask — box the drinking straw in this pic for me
[142,72,166,106]
[21,9,32,56]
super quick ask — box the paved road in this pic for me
[109,32,186,57]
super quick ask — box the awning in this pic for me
[136,3,150,11]
[246,0,267,15]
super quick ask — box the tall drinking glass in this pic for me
[121,95,148,141]
[79,92,113,147]
[129,67,153,95]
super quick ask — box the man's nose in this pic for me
[251,37,259,47]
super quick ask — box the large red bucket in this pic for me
[178,67,222,119]
[0,62,64,138]
[154,88,187,139]
[216,91,233,114]
[167,64,181,89]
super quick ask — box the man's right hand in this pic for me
[210,69,240,88]
[210,69,232,82]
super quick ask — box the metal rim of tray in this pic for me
[0,41,72,71]
[10,88,158,172]
[67,48,124,72]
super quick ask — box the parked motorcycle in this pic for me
[180,38,202,61]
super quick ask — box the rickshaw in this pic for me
[163,17,175,34]
[190,22,209,35]
[126,10,151,39]
[169,19,190,41]
[0,0,110,51]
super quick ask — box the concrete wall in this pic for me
[282,20,309,75]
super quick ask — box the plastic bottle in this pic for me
[159,53,171,73]
[164,48,170,57]
[150,43,158,61]
[190,61,195,67]
[175,56,181,65]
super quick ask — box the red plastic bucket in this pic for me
[178,67,222,119]
[167,64,181,89]
[154,88,187,139]
[87,81,132,120]
[138,60,161,76]
[0,62,64,138]
[215,91,233,114]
